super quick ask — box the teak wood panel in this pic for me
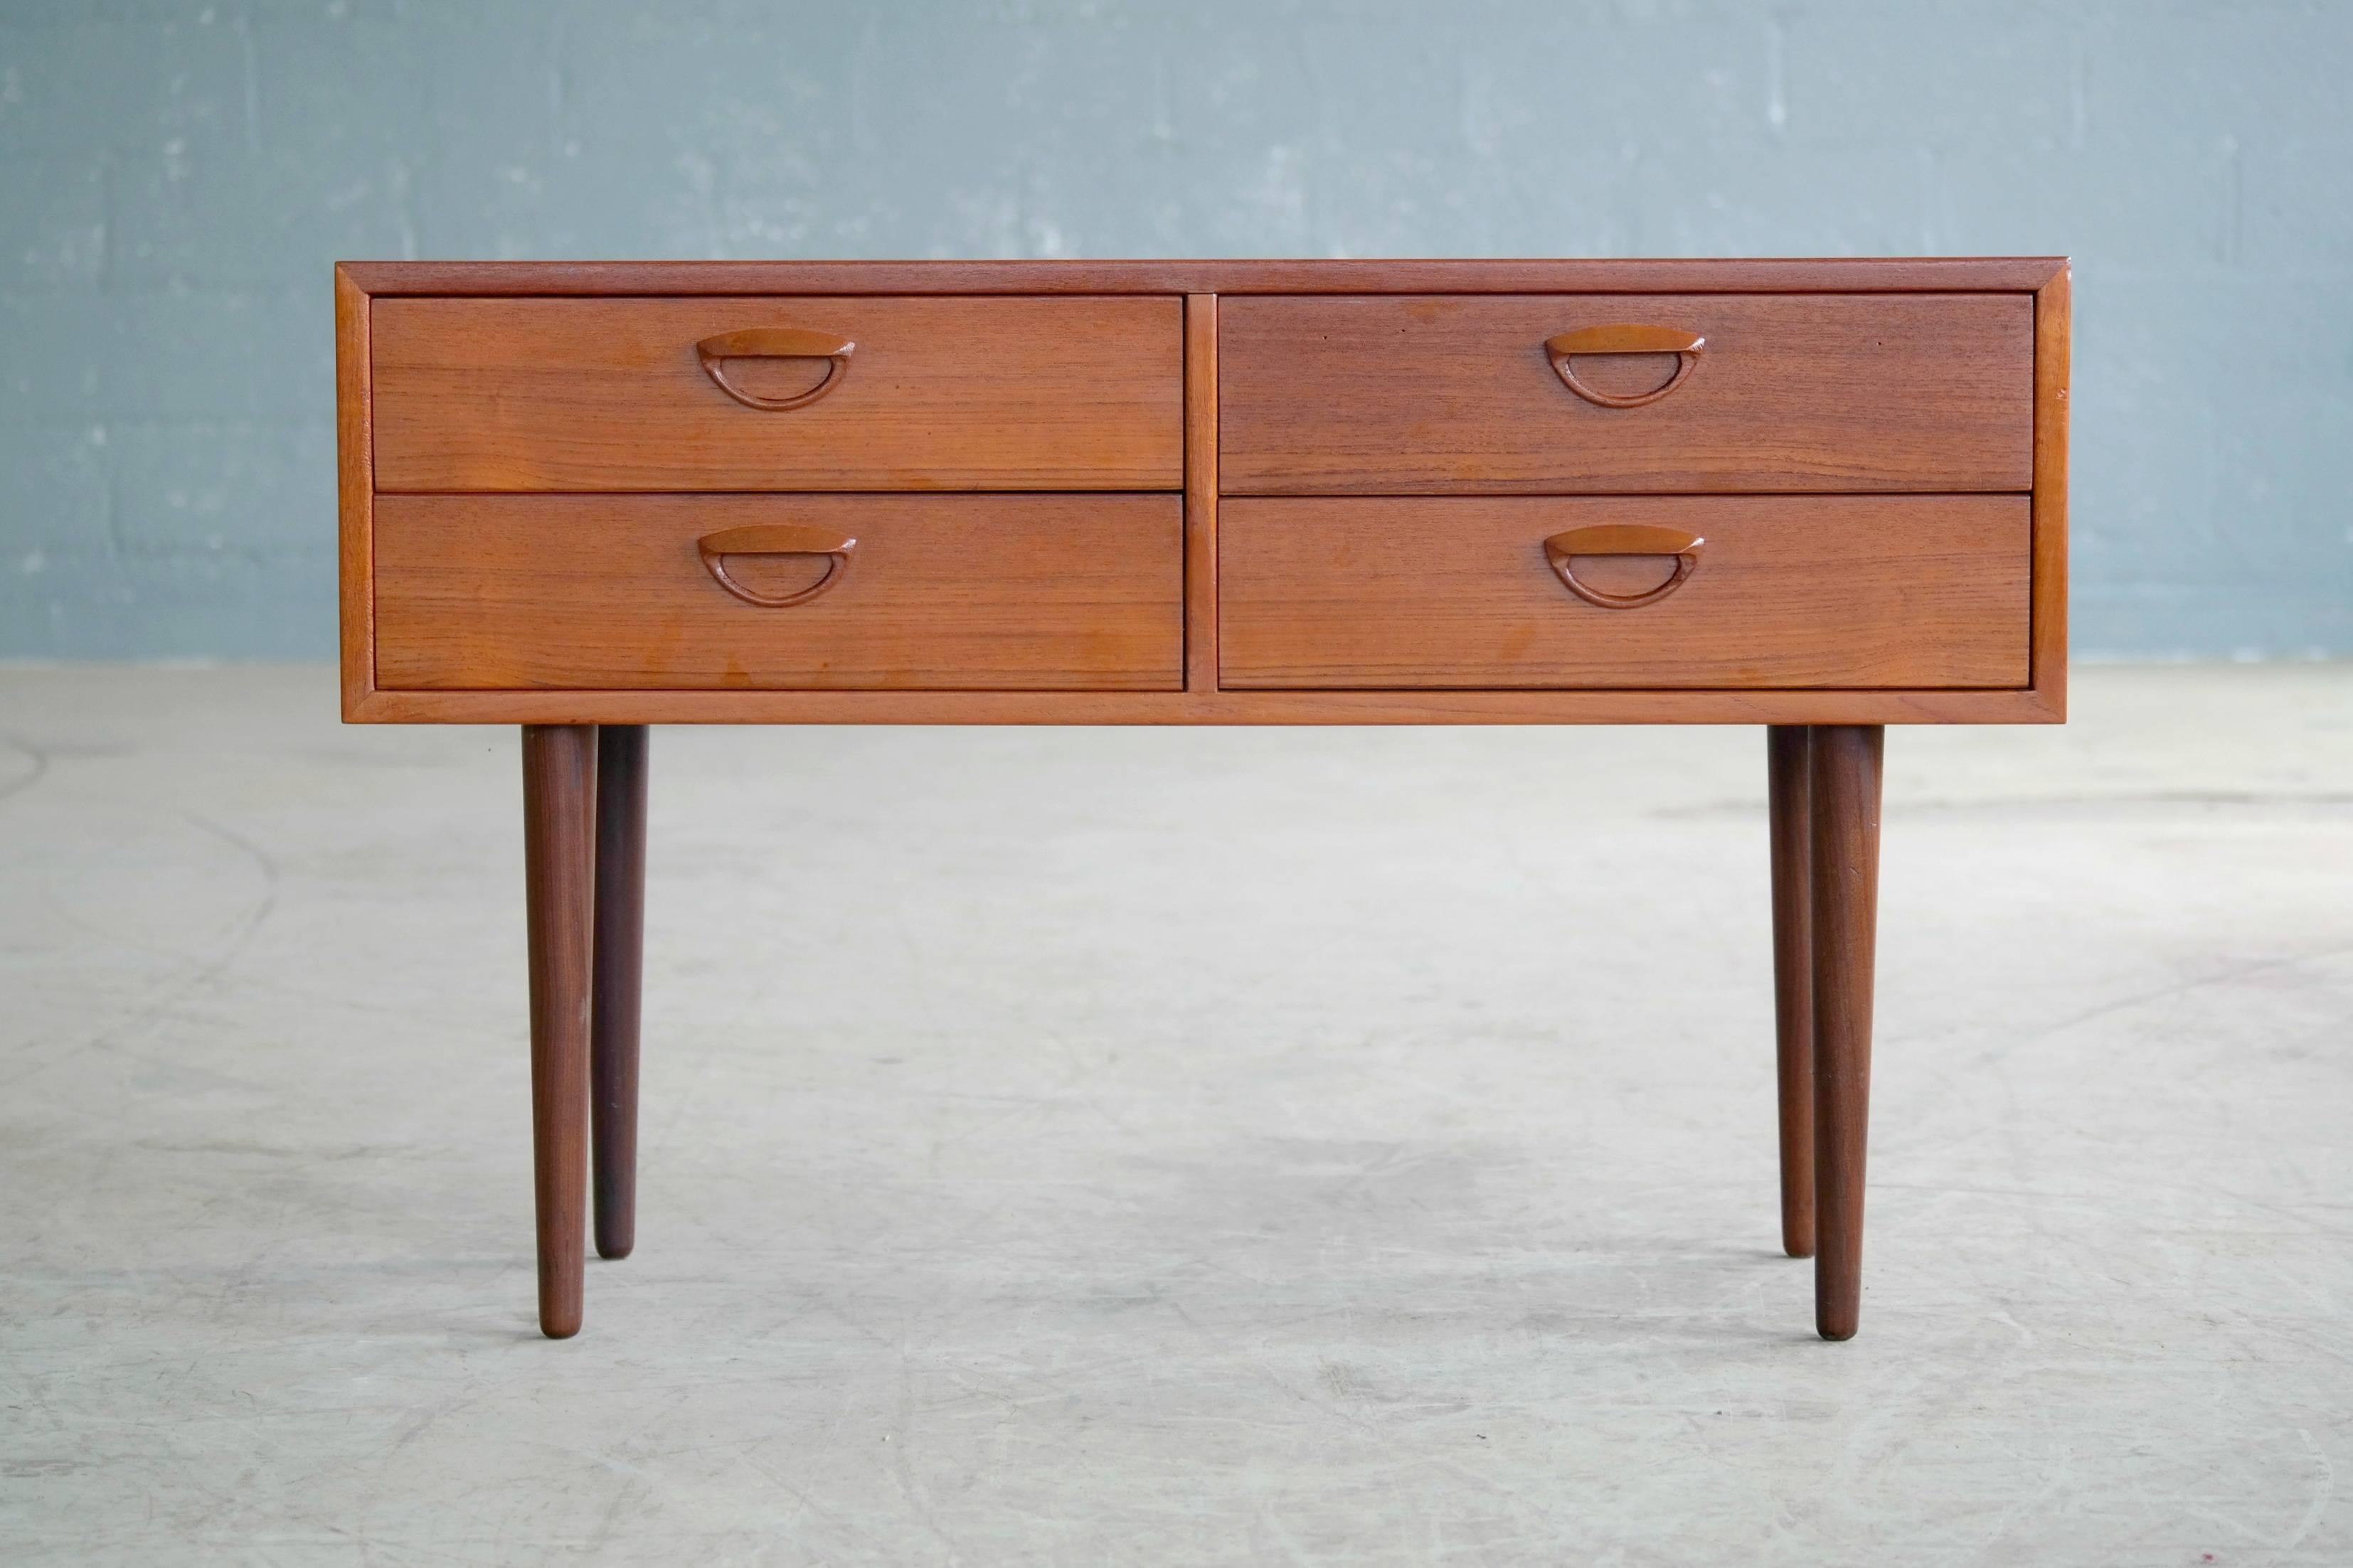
[1218,496,2029,690]
[374,494,1183,691]
[354,688,2059,725]
[371,295,1183,493]
[341,257,2068,297]
[1218,294,2033,494]
[1183,294,1220,693]
[2031,266,2071,715]
[335,268,373,716]
[335,259,2068,727]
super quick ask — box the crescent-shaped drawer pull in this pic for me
[1542,524,1704,609]
[696,525,857,607]
[1544,326,1704,409]
[695,328,856,412]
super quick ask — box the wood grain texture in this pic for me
[1184,294,1218,693]
[1218,496,2030,690]
[373,295,1182,493]
[591,725,647,1264]
[2032,266,2071,717]
[1809,723,1883,1342]
[334,266,373,718]
[522,724,597,1340]
[348,686,2062,726]
[337,258,2067,727]
[341,257,2068,297]
[1221,294,2034,494]
[374,494,1184,692]
[1768,726,1816,1261]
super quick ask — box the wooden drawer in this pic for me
[1218,294,2033,494]
[372,296,1183,493]
[376,494,1182,691]
[1218,496,2029,690]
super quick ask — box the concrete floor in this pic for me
[1,665,2349,1565]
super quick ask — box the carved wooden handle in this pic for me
[1544,326,1704,409]
[1543,524,1704,609]
[695,327,855,411]
[697,525,857,607]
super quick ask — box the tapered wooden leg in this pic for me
[523,724,597,1339]
[591,725,648,1262]
[1810,724,1884,1341]
[1767,726,1816,1259]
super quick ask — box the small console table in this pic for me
[334,257,2070,1340]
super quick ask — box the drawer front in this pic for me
[376,494,1182,691]
[373,296,1183,493]
[1219,496,2029,690]
[1219,294,2033,494]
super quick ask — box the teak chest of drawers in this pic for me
[335,257,2071,1342]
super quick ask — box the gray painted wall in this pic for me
[2,1,2347,659]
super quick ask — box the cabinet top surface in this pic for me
[337,257,2068,296]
